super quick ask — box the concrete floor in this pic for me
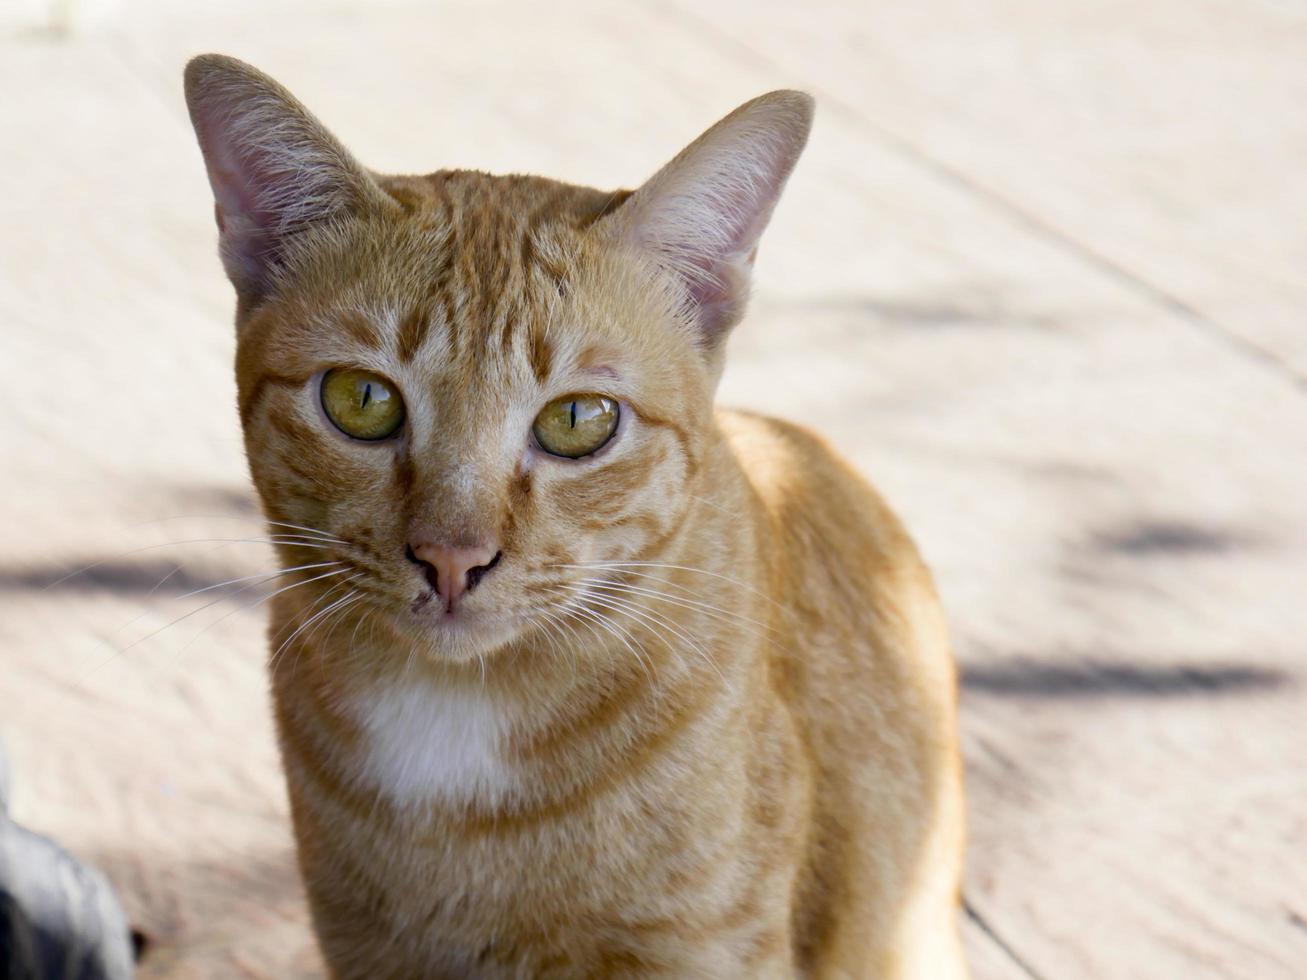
[2,1,1305,976]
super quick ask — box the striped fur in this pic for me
[185,55,967,978]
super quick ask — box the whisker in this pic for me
[123,513,346,544]
[563,583,723,685]
[109,558,346,638]
[548,603,593,658]
[262,520,346,542]
[559,564,742,606]
[326,605,380,674]
[271,586,363,673]
[686,493,742,519]
[173,566,351,659]
[584,579,776,636]
[74,566,353,684]
[551,615,584,682]
[289,591,360,677]
[530,603,593,684]
[45,536,340,592]
[533,606,584,681]
[567,602,656,688]
[267,575,356,649]
[551,560,783,612]
[350,609,384,672]
[117,566,352,657]
[292,589,363,680]
[546,587,657,687]
[347,606,372,657]
[122,560,344,622]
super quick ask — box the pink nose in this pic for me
[406,539,502,612]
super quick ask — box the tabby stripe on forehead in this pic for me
[429,177,466,360]
[396,306,430,364]
[505,189,573,356]
[528,322,553,383]
[425,263,458,359]
[520,189,572,295]
[339,311,382,350]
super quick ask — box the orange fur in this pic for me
[185,54,967,978]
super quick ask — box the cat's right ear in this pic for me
[183,55,392,308]
[598,90,813,354]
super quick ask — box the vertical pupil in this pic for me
[569,401,577,429]
[361,382,373,410]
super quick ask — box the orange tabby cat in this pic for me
[184,54,967,979]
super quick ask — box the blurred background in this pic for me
[2,1,1305,977]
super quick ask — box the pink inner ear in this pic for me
[681,252,748,342]
[209,159,261,229]
[197,110,286,237]
[659,165,782,341]
[190,90,359,298]
[616,94,813,346]
[192,107,287,292]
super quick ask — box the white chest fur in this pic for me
[350,682,517,807]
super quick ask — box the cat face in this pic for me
[234,181,713,660]
[185,56,811,664]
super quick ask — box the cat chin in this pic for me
[399,608,525,665]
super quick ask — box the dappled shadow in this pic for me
[1093,519,1256,556]
[2,483,272,595]
[962,658,1290,700]
[0,559,241,596]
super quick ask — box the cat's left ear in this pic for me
[183,54,394,311]
[600,90,813,349]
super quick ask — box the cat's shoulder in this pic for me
[715,408,881,510]
[715,408,929,582]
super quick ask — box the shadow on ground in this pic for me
[962,658,1291,700]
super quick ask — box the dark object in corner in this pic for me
[0,742,134,979]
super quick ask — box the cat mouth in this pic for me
[410,590,435,616]
[407,588,494,631]
[410,589,459,620]
[400,587,528,662]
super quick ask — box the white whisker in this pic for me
[547,587,658,687]
[263,520,346,542]
[271,586,363,673]
[118,565,353,657]
[686,493,741,519]
[123,513,346,544]
[45,536,341,592]
[563,583,724,685]
[551,560,783,612]
[110,559,346,637]
[173,566,351,659]
[585,578,775,636]
[293,589,363,679]
[532,608,578,680]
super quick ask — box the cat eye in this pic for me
[533,394,620,459]
[320,368,406,441]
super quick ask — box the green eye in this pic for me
[320,368,406,441]
[533,394,620,459]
